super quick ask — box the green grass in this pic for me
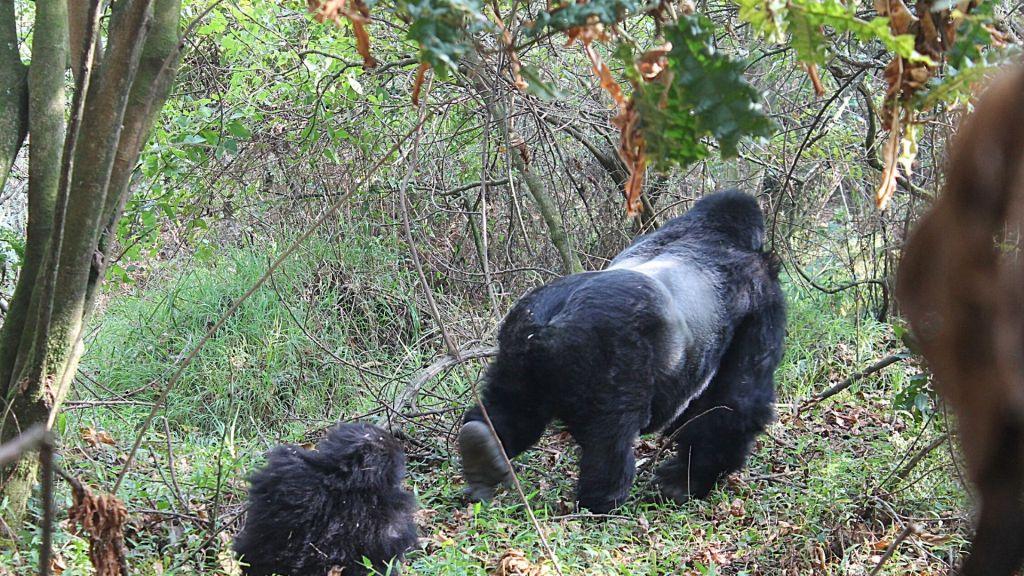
[1,232,969,575]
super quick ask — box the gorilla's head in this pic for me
[689,189,766,251]
[307,422,407,489]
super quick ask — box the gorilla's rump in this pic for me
[501,266,719,431]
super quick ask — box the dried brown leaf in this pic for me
[876,116,901,209]
[68,482,129,576]
[636,43,672,82]
[50,555,67,576]
[307,0,377,68]
[612,101,647,216]
[884,0,918,35]
[80,427,116,447]
[493,549,551,576]
[729,497,746,517]
[352,19,378,68]
[411,61,430,106]
[805,63,825,97]
[489,10,528,92]
[582,43,626,107]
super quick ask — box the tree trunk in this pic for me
[0,0,181,530]
[0,7,28,195]
[0,0,70,534]
[0,5,33,400]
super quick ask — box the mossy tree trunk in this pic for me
[0,0,182,532]
[0,5,29,201]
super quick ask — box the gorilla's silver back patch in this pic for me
[606,255,722,373]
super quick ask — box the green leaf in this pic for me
[528,0,644,35]
[520,65,562,101]
[398,0,491,77]
[735,0,924,65]
[226,120,252,139]
[639,15,775,168]
[0,228,26,260]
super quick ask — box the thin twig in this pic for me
[769,69,867,248]
[638,405,733,478]
[163,417,189,512]
[868,523,920,576]
[0,424,47,467]
[63,399,155,410]
[892,434,948,484]
[266,270,396,381]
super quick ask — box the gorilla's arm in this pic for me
[656,283,785,501]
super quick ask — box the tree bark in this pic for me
[1,0,180,530]
[0,8,31,397]
[0,4,28,194]
[68,0,103,80]
[0,0,69,534]
[88,0,182,314]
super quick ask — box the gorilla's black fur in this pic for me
[459,190,785,513]
[234,422,418,576]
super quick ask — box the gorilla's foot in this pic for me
[458,421,513,501]
[657,481,693,505]
[655,461,716,505]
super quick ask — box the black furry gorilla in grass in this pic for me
[234,422,418,576]
[459,190,786,513]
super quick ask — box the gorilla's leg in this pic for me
[572,412,643,513]
[657,302,785,502]
[460,384,553,501]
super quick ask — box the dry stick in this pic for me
[396,85,565,576]
[162,416,189,513]
[382,346,497,430]
[22,0,103,392]
[802,351,908,408]
[868,523,920,576]
[111,116,431,494]
[891,434,948,484]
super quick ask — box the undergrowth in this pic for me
[1,226,968,575]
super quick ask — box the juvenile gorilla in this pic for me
[460,190,785,513]
[234,422,418,576]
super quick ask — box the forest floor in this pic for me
[1,236,969,575]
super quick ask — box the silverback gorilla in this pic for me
[234,422,418,576]
[459,190,786,513]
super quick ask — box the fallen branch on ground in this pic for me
[801,351,908,409]
[381,346,497,432]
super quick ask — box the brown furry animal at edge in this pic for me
[897,63,1024,576]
